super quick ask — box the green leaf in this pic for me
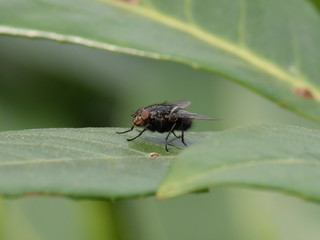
[0,127,213,200]
[157,124,320,202]
[0,0,320,121]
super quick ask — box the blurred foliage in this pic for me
[0,36,320,240]
[309,0,320,12]
[2,0,320,121]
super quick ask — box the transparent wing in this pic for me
[166,100,191,109]
[175,109,219,120]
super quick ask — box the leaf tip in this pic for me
[156,184,182,200]
[156,190,175,200]
[155,193,165,200]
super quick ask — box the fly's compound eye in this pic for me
[133,108,150,126]
[140,108,150,121]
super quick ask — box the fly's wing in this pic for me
[165,100,191,109]
[175,109,219,120]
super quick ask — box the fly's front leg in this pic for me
[127,125,149,141]
[116,125,134,134]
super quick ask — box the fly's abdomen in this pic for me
[148,118,174,133]
[174,118,192,131]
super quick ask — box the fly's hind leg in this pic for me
[172,131,187,147]
[180,131,187,147]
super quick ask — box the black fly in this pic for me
[117,101,218,151]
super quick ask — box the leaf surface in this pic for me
[0,0,320,121]
[0,127,213,200]
[157,124,320,202]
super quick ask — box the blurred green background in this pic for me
[0,36,320,240]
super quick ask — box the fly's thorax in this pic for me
[166,112,179,122]
[146,105,171,120]
[132,108,150,126]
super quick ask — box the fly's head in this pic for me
[132,108,150,127]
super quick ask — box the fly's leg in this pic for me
[172,131,187,147]
[165,123,177,152]
[172,131,180,138]
[181,131,187,147]
[116,125,134,134]
[127,125,149,141]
